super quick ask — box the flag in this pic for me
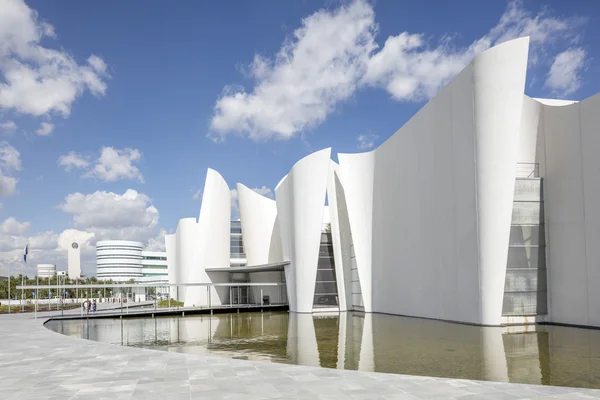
[23,244,28,262]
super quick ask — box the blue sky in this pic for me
[1,0,599,275]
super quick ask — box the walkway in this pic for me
[1,312,600,399]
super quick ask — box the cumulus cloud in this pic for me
[59,189,159,243]
[0,188,163,277]
[192,188,202,200]
[0,120,16,133]
[357,134,378,150]
[209,0,586,141]
[58,151,90,171]
[545,48,586,95]
[35,121,54,136]
[0,0,109,118]
[363,1,584,102]
[0,221,96,276]
[0,216,29,235]
[58,146,143,182]
[145,229,167,251]
[209,0,377,141]
[57,228,94,252]
[0,141,20,196]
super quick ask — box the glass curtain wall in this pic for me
[313,232,339,307]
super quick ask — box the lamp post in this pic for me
[7,264,10,313]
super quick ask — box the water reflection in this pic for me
[45,312,600,389]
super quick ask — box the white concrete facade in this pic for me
[164,37,600,328]
[67,242,81,279]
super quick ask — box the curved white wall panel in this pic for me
[276,148,331,313]
[532,92,600,327]
[175,218,198,303]
[237,182,284,302]
[472,38,529,324]
[337,150,375,312]
[237,183,282,265]
[184,168,231,307]
[326,161,352,312]
[338,37,529,325]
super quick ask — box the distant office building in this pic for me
[37,264,56,278]
[96,240,168,283]
[67,242,81,279]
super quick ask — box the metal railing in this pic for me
[516,163,540,178]
[15,282,288,319]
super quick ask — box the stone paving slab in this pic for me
[2,312,600,399]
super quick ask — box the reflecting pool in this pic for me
[45,311,600,389]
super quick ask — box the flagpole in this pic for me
[22,244,28,312]
[21,259,24,312]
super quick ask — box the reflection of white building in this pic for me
[166,37,600,328]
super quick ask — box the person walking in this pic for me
[92,300,97,313]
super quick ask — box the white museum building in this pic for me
[165,37,600,328]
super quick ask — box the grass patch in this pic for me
[157,299,184,307]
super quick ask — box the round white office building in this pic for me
[37,264,56,278]
[96,240,144,281]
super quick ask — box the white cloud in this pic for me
[0,120,16,133]
[0,141,21,171]
[145,229,167,251]
[0,224,96,276]
[0,189,161,276]
[87,55,107,74]
[35,121,53,136]
[209,0,586,140]
[209,0,377,141]
[59,189,159,243]
[545,47,586,95]
[230,188,239,214]
[57,228,94,252]
[251,185,273,198]
[192,188,202,200]
[0,0,109,118]
[59,146,144,182]
[357,133,378,150]
[0,216,30,235]
[0,141,20,196]
[84,147,143,182]
[0,170,17,197]
[363,0,584,101]
[58,151,90,171]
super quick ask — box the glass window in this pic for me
[313,294,338,307]
[316,270,336,282]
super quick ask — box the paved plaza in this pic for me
[2,311,600,399]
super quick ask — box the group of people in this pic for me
[82,299,97,314]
